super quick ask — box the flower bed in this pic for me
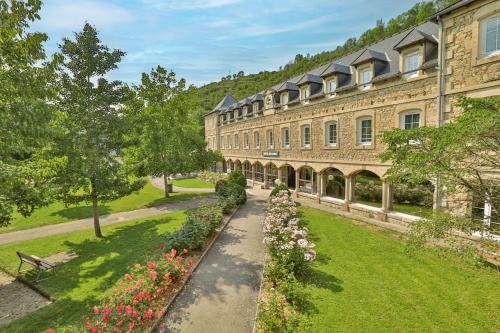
[257,190,316,332]
[46,182,244,333]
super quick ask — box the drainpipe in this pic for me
[435,15,446,209]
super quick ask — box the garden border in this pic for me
[148,202,243,333]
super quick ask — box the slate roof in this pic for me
[297,73,323,86]
[351,49,388,66]
[430,0,476,20]
[210,20,439,116]
[251,93,264,102]
[211,95,237,114]
[393,28,437,50]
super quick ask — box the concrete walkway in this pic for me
[159,190,266,333]
[0,196,215,246]
[150,177,215,193]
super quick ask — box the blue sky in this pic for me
[33,0,419,86]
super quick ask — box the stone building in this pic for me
[204,0,500,225]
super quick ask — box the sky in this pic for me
[32,0,420,87]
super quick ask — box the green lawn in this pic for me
[170,177,214,189]
[0,211,187,333]
[2,182,210,234]
[299,207,500,332]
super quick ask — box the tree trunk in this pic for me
[163,173,170,198]
[91,181,103,238]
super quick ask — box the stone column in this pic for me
[292,170,300,198]
[342,175,352,211]
[263,166,268,187]
[316,172,324,203]
[377,180,390,221]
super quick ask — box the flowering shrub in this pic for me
[263,190,315,275]
[197,171,226,184]
[57,248,193,333]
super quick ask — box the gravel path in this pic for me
[159,191,266,333]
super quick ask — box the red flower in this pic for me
[171,249,177,257]
[151,270,158,281]
[117,320,124,327]
[164,272,171,281]
[124,273,133,281]
[159,242,165,249]
[147,261,155,270]
[188,259,193,267]
[129,322,135,330]
[46,329,55,333]
[136,279,143,287]
[85,317,91,327]
[93,305,99,315]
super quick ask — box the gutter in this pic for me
[435,14,446,209]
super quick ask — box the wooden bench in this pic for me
[16,251,56,282]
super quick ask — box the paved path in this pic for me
[159,191,266,333]
[150,177,215,193]
[0,197,215,246]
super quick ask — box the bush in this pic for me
[164,204,224,252]
[197,170,226,184]
[227,170,247,187]
[219,194,237,214]
[270,183,291,198]
[228,183,247,205]
[215,179,228,197]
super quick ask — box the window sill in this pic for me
[281,146,291,150]
[323,145,339,150]
[301,146,312,150]
[474,52,500,66]
[354,143,374,150]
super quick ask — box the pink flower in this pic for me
[136,279,143,287]
[124,273,133,281]
[147,261,155,270]
[93,305,99,315]
[164,272,171,281]
[46,329,55,333]
[159,242,165,249]
[171,249,177,257]
[151,270,157,281]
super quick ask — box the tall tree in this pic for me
[0,0,59,226]
[53,23,144,237]
[127,66,220,197]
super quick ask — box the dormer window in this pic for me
[301,87,310,103]
[480,13,500,57]
[253,103,258,113]
[281,93,289,109]
[359,67,372,90]
[403,51,420,79]
[327,79,336,96]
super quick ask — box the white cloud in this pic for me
[39,0,133,30]
[142,0,241,10]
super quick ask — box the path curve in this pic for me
[150,177,215,193]
[159,191,266,333]
[0,197,215,246]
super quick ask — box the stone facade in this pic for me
[205,0,500,224]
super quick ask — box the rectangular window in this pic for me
[244,133,249,148]
[328,80,336,95]
[267,130,273,148]
[483,14,500,55]
[404,113,420,129]
[404,52,420,79]
[282,127,290,148]
[359,118,372,144]
[254,132,260,148]
[360,68,372,90]
[227,135,231,149]
[235,133,239,147]
[326,122,337,146]
[282,93,288,105]
[302,88,310,101]
[302,125,311,147]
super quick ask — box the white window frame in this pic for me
[480,13,500,58]
[253,103,259,113]
[267,129,274,148]
[357,117,372,145]
[327,79,336,97]
[301,125,311,148]
[301,87,310,103]
[399,110,421,130]
[325,121,337,146]
[282,127,290,148]
[254,131,260,148]
[403,51,420,79]
[359,67,372,90]
[243,132,249,149]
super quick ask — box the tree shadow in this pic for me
[50,205,112,220]
[145,193,214,208]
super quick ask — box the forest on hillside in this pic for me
[189,0,458,118]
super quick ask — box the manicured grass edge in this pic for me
[148,202,243,333]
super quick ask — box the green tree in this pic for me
[0,0,60,226]
[381,97,499,249]
[127,66,220,197]
[53,23,144,237]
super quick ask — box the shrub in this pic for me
[215,179,228,197]
[270,183,291,198]
[228,183,246,205]
[219,194,237,214]
[227,170,247,187]
[197,170,226,184]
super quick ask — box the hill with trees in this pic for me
[189,0,458,118]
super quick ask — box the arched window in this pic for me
[325,121,337,146]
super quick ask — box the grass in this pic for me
[169,177,214,189]
[298,207,500,332]
[0,211,188,333]
[2,182,211,234]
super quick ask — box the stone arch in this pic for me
[242,160,252,179]
[297,165,318,195]
[253,161,265,183]
[321,167,346,200]
[351,170,382,208]
[279,164,296,189]
[233,159,242,172]
[266,162,279,186]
